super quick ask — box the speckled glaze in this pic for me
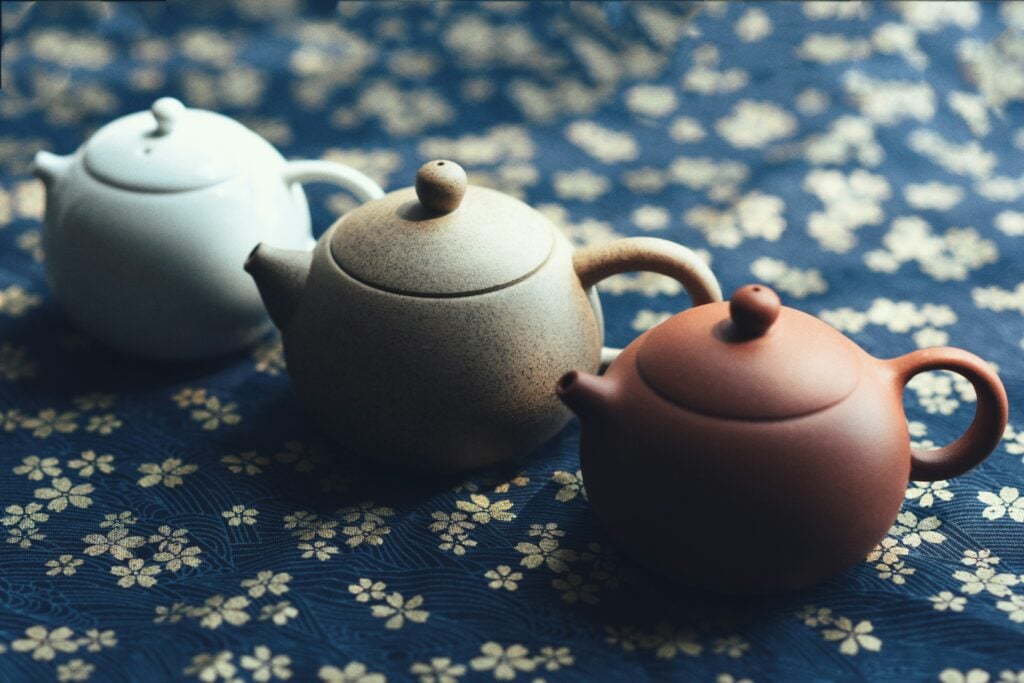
[246,160,722,471]
[557,284,1009,593]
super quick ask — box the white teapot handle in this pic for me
[282,159,385,204]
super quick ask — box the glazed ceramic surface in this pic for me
[246,160,722,471]
[558,284,1009,594]
[33,97,384,360]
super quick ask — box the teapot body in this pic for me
[41,150,313,360]
[282,227,603,471]
[577,337,910,594]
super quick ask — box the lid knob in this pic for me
[151,97,186,136]
[729,284,780,338]
[415,160,467,215]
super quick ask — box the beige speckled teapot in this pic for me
[246,160,722,471]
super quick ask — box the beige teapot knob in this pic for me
[415,160,467,214]
[729,284,780,338]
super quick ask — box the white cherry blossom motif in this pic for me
[242,571,291,598]
[110,559,160,588]
[83,528,145,560]
[865,216,998,282]
[239,645,292,682]
[184,651,236,682]
[470,642,537,680]
[930,591,967,612]
[370,592,429,630]
[685,192,786,249]
[939,669,992,683]
[259,601,299,626]
[715,100,797,149]
[192,595,251,629]
[410,657,466,683]
[978,488,1024,522]
[319,661,386,683]
[803,168,891,253]
[905,480,954,507]
[844,72,936,125]
[821,618,882,655]
[34,477,94,512]
[953,566,1019,597]
[11,625,78,660]
[13,455,60,480]
[485,565,522,591]
[136,457,198,488]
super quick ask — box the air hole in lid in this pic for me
[437,161,445,166]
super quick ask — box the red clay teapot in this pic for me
[557,284,1008,593]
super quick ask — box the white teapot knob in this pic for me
[151,97,186,135]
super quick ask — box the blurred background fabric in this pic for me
[1,0,1024,680]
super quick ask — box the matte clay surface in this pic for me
[330,161,554,296]
[558,284,1009,593]
[249,161,722,471]
[637,284,862,419]
[283,230,600,471]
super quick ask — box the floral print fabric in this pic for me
[1,1,1023,681]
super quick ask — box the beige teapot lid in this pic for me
[330,160,554,296]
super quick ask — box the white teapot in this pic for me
[32,97,384,361]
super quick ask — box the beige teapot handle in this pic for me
[888,347,1008,480]
[573,237,723,365]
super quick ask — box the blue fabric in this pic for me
[1,1,1024,681]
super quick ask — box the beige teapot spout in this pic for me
[32,150,74,188]
[244,243,313,331]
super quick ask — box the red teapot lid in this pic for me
[635,284,863,420]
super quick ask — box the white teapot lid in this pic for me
[83,97,274,192]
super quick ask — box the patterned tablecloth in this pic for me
[1,1,1024,681]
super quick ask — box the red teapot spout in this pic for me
[556,370,617,422]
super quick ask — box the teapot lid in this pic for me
[636,284,863,420]
[83,97,275,192]
[329,160,554,296]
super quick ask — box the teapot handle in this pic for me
[888,347,1008,481]
[573,237,723,365]
[282,159,385,205]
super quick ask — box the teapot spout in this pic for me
[556,370,617,423]
[244,243,312,331]
[32,150,73,188]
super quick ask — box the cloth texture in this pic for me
[1,1,1024,681]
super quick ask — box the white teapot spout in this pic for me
[32,150,74,188]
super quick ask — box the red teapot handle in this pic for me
[889,347,1008,481]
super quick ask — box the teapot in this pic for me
[33,97,384,360]
[557,284,1008,593]
[245,160,722,471]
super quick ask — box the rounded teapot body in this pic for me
[577,338,910,594]
[282,227,602,471]
[42,151,312,360]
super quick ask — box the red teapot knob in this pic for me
[729,284,780,338]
